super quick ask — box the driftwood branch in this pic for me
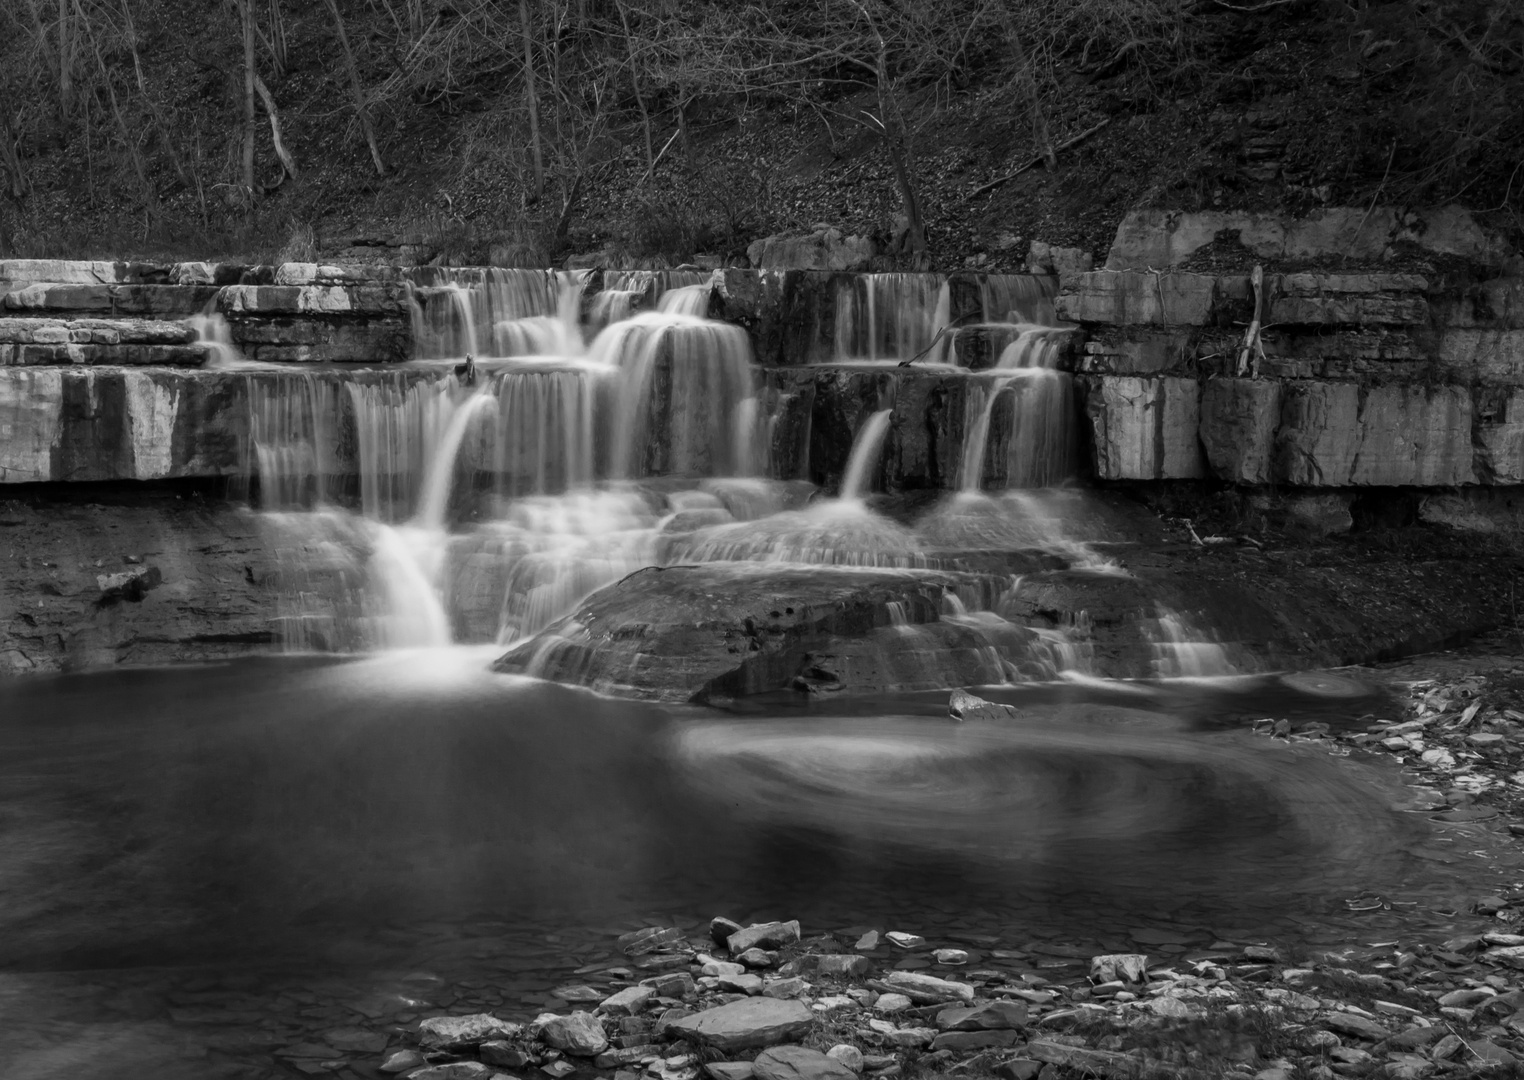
[253,73,298,183]
[1235,264,1265,377]
[968,117,1111,198]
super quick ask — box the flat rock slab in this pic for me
[728,920,801,954]
[936,1000,1028,1031]
[752,1045,859,1080]
[669,998,815,1053]
[494,564,1001,702]
[882,971,975,1004]
[418,1014,520,1049]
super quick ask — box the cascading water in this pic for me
[840,409,893,501]
[243,266,1177,691]
[834,274,950,362]
[1150,608,1237,678]
[958,327,1076,491]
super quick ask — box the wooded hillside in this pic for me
[1,0,1519,266]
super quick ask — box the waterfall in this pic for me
[191,303,243,368]
[594,312,757,479]
[411,268,559,359]
[414,392,494,530]
[834,274,950,362]
[245,371,346,508]
[1150,609,1235,678]
[959,327,1075,491]
[840,409,893,500]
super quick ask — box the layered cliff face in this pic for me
[1062,206,1523,492]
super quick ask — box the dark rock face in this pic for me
[0,492,282,674]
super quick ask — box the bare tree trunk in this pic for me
[58,0,73,117]
[614,0,654,171]
[323,0,387,176]
[253,73,297,183]
[874,43,926,259]
[518,0,544,201]
[236,0,256,199]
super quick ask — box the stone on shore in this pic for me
[380,1049,425,1073]
[882,971,976,1003]
[540,1011,609,1056]
[1090,954,1149,983]
[668,998,815,1052]
[752,1045,859,1080]
[728,921,802,954]
[935,1000,1027,1031]
[600,985,656,1015]
[418,1014,520,1049]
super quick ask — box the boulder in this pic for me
[540,1011,609,1056]
[493,563,1003,702]
[668,998,814,1053]
[747,229,876,272]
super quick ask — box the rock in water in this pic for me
[948,689,1018,722]
[752,1045,859,1080]
[669,998,814,1052]
[418,1014,520,1049]
[540,1012,610,1056]
[728,920,801,954]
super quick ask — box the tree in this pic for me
[323,0,387,176]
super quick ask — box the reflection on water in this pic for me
[0,655,1516,1076]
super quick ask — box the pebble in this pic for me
[884,933,924,949]
[826,1045,864,1073]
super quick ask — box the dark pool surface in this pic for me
[0,653,1515,1079]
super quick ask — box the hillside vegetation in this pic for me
[0,0,1519,268]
